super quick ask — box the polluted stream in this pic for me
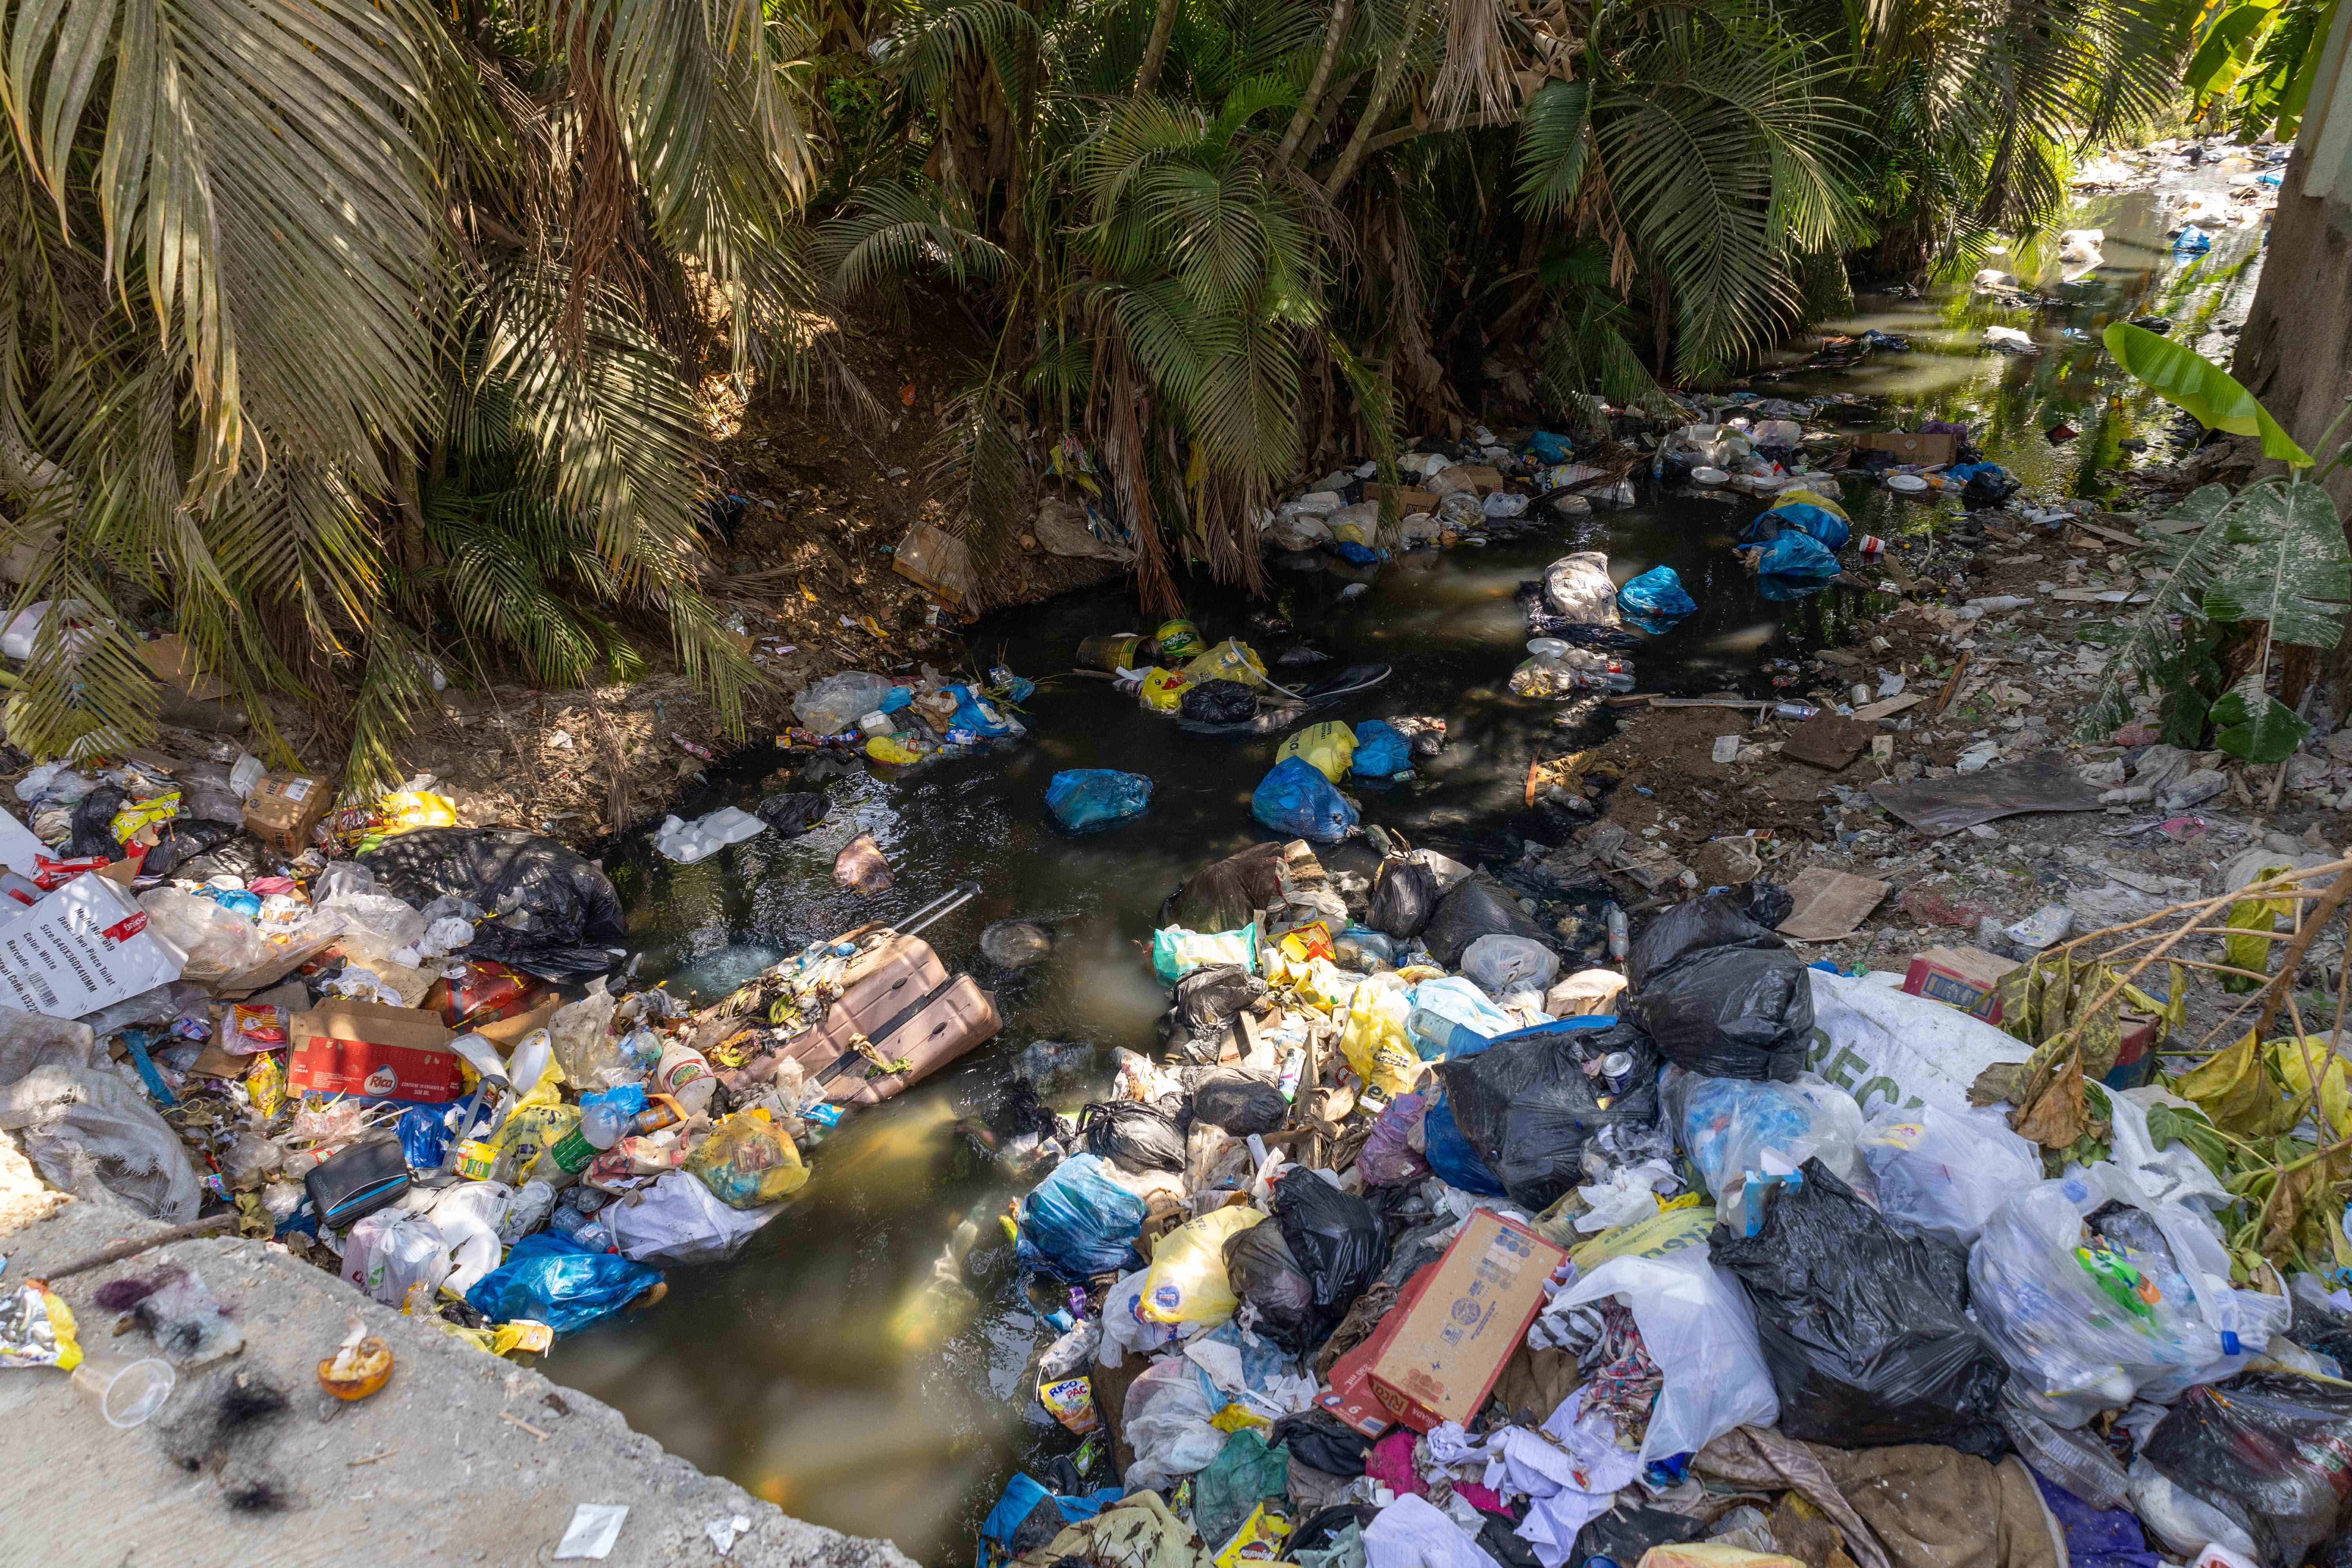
[545,176,2265,1561]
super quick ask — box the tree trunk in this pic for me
[1135,0,1182,94]
[1275,0,1354,170]
[1323,63,1409,196]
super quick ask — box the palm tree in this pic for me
[0,0,822,782]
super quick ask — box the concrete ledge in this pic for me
[0,1141,920,1568]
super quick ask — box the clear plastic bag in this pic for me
[548,977,621,1085]
[0,1063,201,1221]
[1859,1102,2042,1245]
[1122,1356,1226,1491]
[1666,1071,1866,1236]
[1459,934,1560,998]
[135,887,274,972]
[342,1207,454,1310]
[605,1170,782,1265]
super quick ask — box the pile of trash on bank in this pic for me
[969,831,2352,1568]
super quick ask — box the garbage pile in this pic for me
[975,862,2350,1568]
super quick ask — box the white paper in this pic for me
[554,1503,629,1561]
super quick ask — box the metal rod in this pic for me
[899,881,982,938]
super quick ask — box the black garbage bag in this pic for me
[1268,1410,1371,1477]
[1293,1505,1381,1558]
[1078,1100,1186,1175]
[67,786,128,858]
[1962,467,2023,511]
[1192,1069,1289,1136]
[1475,1510,1542,1568]
[1225,1219,1316,1352]
[140,818,241,877]
[360,827,626,980]
[1181,680,1260,725]
[1434,1022,1664,1210]
[1573,1503,1710,1568]
[1273,1167,1388,1347]
[752,791,830,836]
[1161,842,1287,931]
[1624,884,1812,1080]
[2141,1371,2352,1567]
[1170,963,1266,1045]
[1421,874,1553,967]
[1710,1158,2007,1455]
[1369,856,1438,939]
[177,833,274,882]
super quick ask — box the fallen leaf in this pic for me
[2178,1030,2300,1137]
[2011,1050,2090,1149]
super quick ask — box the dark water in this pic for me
[542,174,2266,1561]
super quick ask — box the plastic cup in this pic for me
[71,1354,175,1427]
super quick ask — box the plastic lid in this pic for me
[1690,466,1730,485]
[1887,473,1929,492]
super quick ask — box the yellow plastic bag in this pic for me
[1139,667,1193,712]
[685,1107,811,1207]
[110,791,183,843]
[1339,971,1419,1098]
[1276,722,1357,782]
[1140,1205,1264,1326]
[1183,639,1268,691]
[1329,515,1375,546]
[1768,487,1848,521]
[373,790,457,835]
[866,734,926,764]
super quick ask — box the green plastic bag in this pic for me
[1195,1428,1291,1546]
[1152,924,1259,987]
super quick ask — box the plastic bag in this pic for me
[424,1180,510,1294]
[794,671,895,734]
[1141,1205,1264,1327]
[1153,926,1259,987]
[1752,533,1840,598]
[2139,1371,2352,1566]
[342,1208,453,1310]
[137,886,274,973]
[464,1231,661,1335]
[1198,1430,1292,1546]
[1748,501,1850,551]
[1339,971,1419,1098]
[1018,1153,1150,1279]
[1047,769,1153,832]
[1359,1092,1432,1187]
[1167,965,1268,1055]
[1192,1071,1289,1136]
[1542,552,1619,623]
[1252,758,1357,843]
[1278,722,1359,783]
[1969,1167,2283,1427]
[1123,1356,1226,1490]
[1859,1102,2042,1245]
[684,1108,811,1208]
[1617,566,1697,624]
[1541,1244,1779,1464]
[0,1064,201,1222]
[604,1170,780,1266]
[1666,1072,1867,1236]
[833,833,894,895]
[1625,886,1813,1080]
[1421,1087,1507,1196]
[361,827,626,981]
[1405,975,1517,1060]
[1274,1168,1388,1345]
[1420,876,1551,967]
[1460,935,1560,998]
[1225,1218,1316,1349]
[1183,639,1270,691]
[1183,680,1260,724]
[1139,668,1192,712]
[1438,1021,1662,1209]
[1351,722,1412,779]
[1082,1101,1187,1174]
[1710,1158,2007,1454]
[549,976,620,1085]
[1370,857,1439,938]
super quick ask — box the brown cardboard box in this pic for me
[287,998,460,1102]
[1448,464,1505,495]
[1853,431,1959,465]
[1903,946,2020,1022]
[1365,484,1440,511]
[1317,1261,1438,1436]
[1368,1211,1566,1432]
[244,773,332,854]
[138,633,234,702]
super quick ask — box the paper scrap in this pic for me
[1776,867,1891,942]
[555,1503,630,1561]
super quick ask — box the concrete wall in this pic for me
[2234,0,2352,512]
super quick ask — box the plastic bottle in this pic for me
[1560,668,1636,692]
[616,1028,663,1079]
[1603,902,1629,962]
[655,1040,716,1115]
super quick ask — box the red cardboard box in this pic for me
[1368,1211,1567,1432]
[287,998,460,1103]
[1318,1261,1438,1436]
[1902,946,2019,1022]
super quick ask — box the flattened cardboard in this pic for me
[138,634,234,702]
[1367,1212,1565,1432]
[1777,868,1892,942]
[1854,431,1959,465]
[287,998,459,1103]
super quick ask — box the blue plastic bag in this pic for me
[1525,430,1575,465]
[979,1475,1127,1568]
[1045,769,1152,832]
[1617,565,1698,622]
[1422,1087,1508,1196]
[1753,532,1841,600]
[947,684,1023,739]
[2173,225,2210,255]
[1251,757,1357,842]
[1016,1153,1150,1279]
[1329,540,1381,565]
[1746,502,1850,551]
[465,1232,662,1335]
[1350,720,1412,779]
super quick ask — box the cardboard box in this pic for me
[287,998,460,1103]
[1903,946,2020,1022]
[1447,464,1506,495]
[0,872,187,1019]
[138,633,234,702]
[244,773,332,854]
[1367,1212,1566,1432]
[1365,484,1439,512]
[1854,431,1960,465]
[1318,1261,1437,1436]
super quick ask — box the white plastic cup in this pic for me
[72,1354,175,1428]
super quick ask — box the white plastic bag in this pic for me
[1097,1268,1184,1368]
[0,1063,201,1221]
[2106,1088,2234,1209]
[1405,976,1515,1059]
[342,1208,453,1310]
[1122,1355,1226,1491]
[1539,1245,1777,1463]
[1859,1101,2043,1245]
[603,1170,781,1265]
[420,1180,512,1294]
[1459,935,1560,998]
[1541,552,1618,623]
[1804,969,2031,1115]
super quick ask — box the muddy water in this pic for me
[544,174,2266,1561]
